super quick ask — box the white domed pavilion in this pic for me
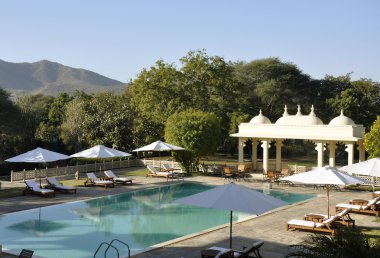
[231,105,365,172]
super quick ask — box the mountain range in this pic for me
[0,59,127,97]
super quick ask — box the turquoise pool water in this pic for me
[0,183,313,258]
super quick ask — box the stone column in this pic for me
[261,140,269,173]
[357,140,365,162]
[275,139,283,172]
[328,141,336,167]
[238,138,244,163]
[251,138,258,171]
[345,142,354,165]
[315,142,324,168]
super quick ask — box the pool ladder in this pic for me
[93,239,130,258]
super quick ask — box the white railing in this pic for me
[141,159,183,172]
[10,159,144,182]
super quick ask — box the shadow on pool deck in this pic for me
[1,174,379,258]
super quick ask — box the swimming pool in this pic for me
[0,183,313,258]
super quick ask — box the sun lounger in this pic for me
[146,165,175,179]
[23,179,55,197]
[84,173,114,188]
[47,177,77,193]
[286,215,341,235]
[201,241,264,258]
[104,170,132,184]
[304,208,355,227]
[18,249,34,258]
[336,196,380,217]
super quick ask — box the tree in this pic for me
[287,228,380,258]
[0,88,23,160]
[233,58,314,120]
[60,98,87,152]
[364,116,380,158]
[16,94,54,150]
[326,78,380,129]
[80,93,134,151]
[165,109,221,171]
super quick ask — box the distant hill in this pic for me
[0,59,127,97]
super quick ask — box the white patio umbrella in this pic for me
[133,140,185,152]
[175,182,286,248]
[133,140,185,168]
[340,158,380,192]
[70,145,132,158]
[280,166,365,217]
[5,147,70,186]
[5,147,70,163]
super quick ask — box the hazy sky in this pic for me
[1,0,379,83]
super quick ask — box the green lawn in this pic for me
[0,187,24,198]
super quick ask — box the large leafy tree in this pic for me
[233,58,314,120]
[128,50,238,147]
[364,116,380,158]
[80,93,134,151]
[326,78,380,129]
[165,109,221,171]
[0,88,23,160]
[16,94,54,150]
[60,98,87,152]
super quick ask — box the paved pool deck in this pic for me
[0,173,379,258]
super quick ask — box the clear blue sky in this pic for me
[1,0,379,83]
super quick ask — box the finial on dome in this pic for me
[340,109,344,116]
[296,105,302,116]
[283,105,289,116]
[259,109,263,115]
[309,105,316,116]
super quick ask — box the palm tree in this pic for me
[287,228,380,258]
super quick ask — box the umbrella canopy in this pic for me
[175,182,286,248]
[280,166,365,216]
[132,140,185,152]
[340,158,380,177]
[5,147,70,163]
[340,158,380,192]
[70,145,132,158]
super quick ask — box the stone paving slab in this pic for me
[0,174,379,258]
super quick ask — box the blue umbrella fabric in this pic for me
[175,182,286,248]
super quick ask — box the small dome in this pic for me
[249,110,272,125]
[329,110,356,126]
[275,105,324,125]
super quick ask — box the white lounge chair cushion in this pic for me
[374,191,380,194]
[323,215,339,224]
[104,170,132,181]
[336,203,365,210]
[47,177,75,190]
[25,180,54,194]
[93,180,113,184]
[54,185,76,190]
[86,173,113,184]
[288,219,324,228]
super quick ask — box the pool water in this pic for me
[0,183,313,258]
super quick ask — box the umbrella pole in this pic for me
[327,185,330,218]
[230,210,233,248]
[372,176,376,193]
